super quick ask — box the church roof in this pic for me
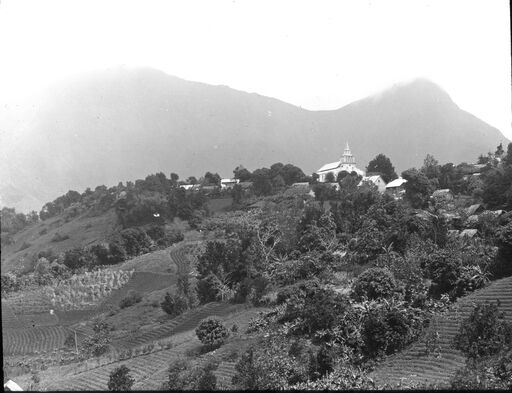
[317,161,341,173]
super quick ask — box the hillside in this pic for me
[370,275,512,388]
[1,68,508,212]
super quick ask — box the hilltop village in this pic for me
[2,142,512,390]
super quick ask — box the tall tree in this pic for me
[366,154,397,183]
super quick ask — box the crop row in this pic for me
[45,339,199,391]
[1,301,21,328]
[3,325,69,355]
[112,302,234,350]
[371,276,512,387]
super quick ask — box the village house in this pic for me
[385,177,407,198]
[358,175,387,193]
[220,178,240,189]
[316,142,365,182]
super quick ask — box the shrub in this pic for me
[119,290,142,309]
[351,267,397,301]
[90,244,111,266]
[451,265,489,299]
[160,291,189,317]
[108,365,134,391]
[421,247,461,297]
[453,303,512,358]
[118,227,152,256]
[39,227,48,235]
[51,232,70,242]
[166,358,217,390]
[108,241,127,264]
[63,247,93,270]
[80,319,112,358]
[196,273,223,304]
[195,317,229,349]
[450,349,512,389]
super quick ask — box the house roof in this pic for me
[465,204,482,216]
[221,178,237,183]
[317,161,341,173]
[432,189,453,197]
[358,175,385,186]
[386,178,407,188]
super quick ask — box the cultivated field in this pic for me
[3,325,70,356]
[371,275,512,388]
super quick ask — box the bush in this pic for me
[451,349,512,389]
[421,247,461,297]
[166,358,218,390]
[160,291,189,317]
[195,317,229,349]
[453,303,512,358]
[51,232,70,242]
[108,365,134,391]
[351,267,397,301]
[361,302,425,359]
[80,319,112,358]
[108,241,127,264]
[119,290,142,309]
[196,273,223,304]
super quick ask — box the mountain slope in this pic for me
[0,68,507,211]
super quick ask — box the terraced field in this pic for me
[371,276,512,388]
[96,271,175,310]
[214,360,237,388]
[1,301,21,328]
[3,325,69,355]
[4,288,53,314]
[112,302,237,350]
[112,249,177,273]
[44,338,199,391]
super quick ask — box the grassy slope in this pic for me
[1,210,118,273]
[370,276,512,388]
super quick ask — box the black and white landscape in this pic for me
[1,1,511,391]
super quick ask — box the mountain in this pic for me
[0,68,508,212]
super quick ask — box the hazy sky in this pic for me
[0,0,510,138]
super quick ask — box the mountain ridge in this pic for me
[0,67,508,212]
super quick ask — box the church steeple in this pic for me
[341,141,355,164]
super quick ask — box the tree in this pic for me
[252,168,273,196]
[203,171,221,186]
[195,317,229,349]
[233,165,252,182]
[108,365,134,391]
[366,154,398,183]
[160,291,189,317]
[421,154,441,180]
[453,303,512,358]
[185,176,198,185]
[401,168,435,208]
[352,267,397,301]
[325,172,335,183]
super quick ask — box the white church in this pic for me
[316,142,366,182]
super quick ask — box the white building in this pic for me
[358,175,387,193]
[385,177,408,198]
[316,142,365,182]
[220,178,240,189]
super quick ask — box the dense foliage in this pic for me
[107,365,134,391]
[195,317,230,349]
